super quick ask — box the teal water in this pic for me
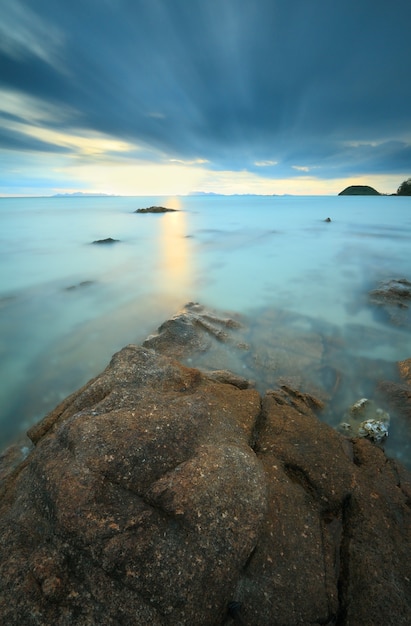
[1,195,411,464]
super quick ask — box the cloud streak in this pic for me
[0,0,410,194]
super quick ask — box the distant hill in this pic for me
[52,192,115,197]
[338,185,381,196]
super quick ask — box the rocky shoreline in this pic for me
[1,303,411,625]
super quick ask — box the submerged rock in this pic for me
[369,277,411,327]
[143,301,242,360]
[1,310,411,625]
[243,307,329,400]
[64,280,95,291]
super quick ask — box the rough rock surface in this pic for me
[1,311,411,625]
[1,347,265,626]
[245,388,411,625]
[143,301,243,360]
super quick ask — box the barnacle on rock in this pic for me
[338,398,390,444]
[358,418,389,443]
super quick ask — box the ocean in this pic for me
[1,194,411,465]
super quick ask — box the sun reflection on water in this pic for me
[158,208,193,297]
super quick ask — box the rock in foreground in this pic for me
[1,330,411,624]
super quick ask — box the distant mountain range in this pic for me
[51,192,116,197]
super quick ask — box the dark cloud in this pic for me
[1,0,410,180]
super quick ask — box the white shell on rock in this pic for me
[338,398,390,443]
[358,418,389,443]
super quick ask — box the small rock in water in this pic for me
[135,206,177,213]
[92,237,119,244]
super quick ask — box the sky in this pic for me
[0,0,410,196]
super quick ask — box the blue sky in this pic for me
[0,0,410,196]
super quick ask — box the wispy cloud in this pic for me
[0,0,410,195]
[0,87,74,127]
[169,158,209,165]
[0,0,66,71]
[254,160,278,167]
[292,165,311,172]
[146,112,166,119]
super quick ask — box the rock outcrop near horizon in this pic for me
[338,185,380,195]
[135,206,177,213]
[1,306,411,625]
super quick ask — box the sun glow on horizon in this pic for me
[0,129,406,198]
[0,87,406,198]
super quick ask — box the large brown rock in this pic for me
[1,318,411,624]
[0,346,265,625]
[240,387,411,625]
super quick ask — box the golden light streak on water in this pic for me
[158,208,193,297]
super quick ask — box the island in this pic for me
[338,185,381,196]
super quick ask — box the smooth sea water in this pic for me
[1,195,411,465]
